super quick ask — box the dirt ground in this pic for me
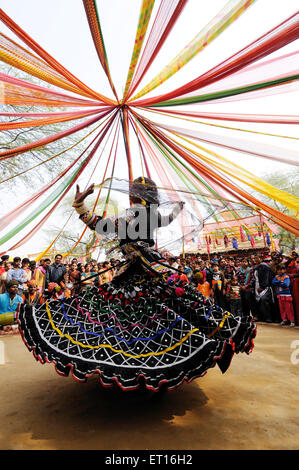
[0,323,298,451]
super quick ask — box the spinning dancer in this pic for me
[18,177,256,391]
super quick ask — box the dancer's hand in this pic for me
[74,184,94,204]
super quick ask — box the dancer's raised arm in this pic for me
[72,184,102,230]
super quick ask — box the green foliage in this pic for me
[44,194,124,257]
[254,169,299,252]
[0,62,100,193]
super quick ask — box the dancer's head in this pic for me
[129,177,159,206]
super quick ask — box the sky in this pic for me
[0,0,298,256]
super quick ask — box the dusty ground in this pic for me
[0,323,298,450]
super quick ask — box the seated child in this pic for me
[47,282,65,301]
[22,280,43,306]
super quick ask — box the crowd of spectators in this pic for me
[0,248,298,334]
[167,249,299,327]
[0,254,118,333]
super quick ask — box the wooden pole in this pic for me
[259,214,266,247]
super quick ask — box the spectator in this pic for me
[269,253,283,276]
[0,261,12,294]
[0,256,9,277]
[34,258,51,293]
[181,259,193,280]
[207,262,225,308]
[191,262,204,286]
[63,267,72,298]
[223,263,236,282]
[0,279,23,332]
[219,258,227,271]
[80,264,94,289]
[196,272,211,298]
[168,257,179,271]
[223,264,236,308]
[177,265,190,284]
[30,260,37,278]
[236,258,251,315]
[235,259,241,269]
[47,282,65,301]
[22,280,43,306]
[91,263,100,285]
[22,258,32,291]
[90,259,98,271]
[108,259,116,278]
[69,262,81,295]
[284,251,299,325]
[0,261,4,277]
[251,254,274,323]
[45,254,66,289]
[99,261,112,285]
[7,257,28,296]
[226,277,242,315]
[272,264,295,327]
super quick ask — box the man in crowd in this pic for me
[219,258,227,272]
[181,259,193,280]
[168,257,179,271]
[22,280,43,306]
[7,257,28,296]
[0,260,12,294]
[0,255,10,277]
[251,254,274,323]
[0,279,23,333]
[34,258,51,293]
[45,254,66,290]
[236,258,252,315]
[21,258,32,291]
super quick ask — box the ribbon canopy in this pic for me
[0,1,298,259]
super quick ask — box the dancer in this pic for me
[18,177,256,391]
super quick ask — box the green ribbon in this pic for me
[148,74,299,107]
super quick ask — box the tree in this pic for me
[0,62,100,193]
[44,194,124,259]
[253,169,299,252]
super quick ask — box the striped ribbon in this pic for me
[134,113,299,236]
[130,0,256,101]
[83,0,119,101]
[126,0,187,99]
[122,0,155,101]
[0,114,117,255]
[132,11,299,106]
[0,8,116,104]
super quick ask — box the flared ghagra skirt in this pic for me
[18,263,256,391]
